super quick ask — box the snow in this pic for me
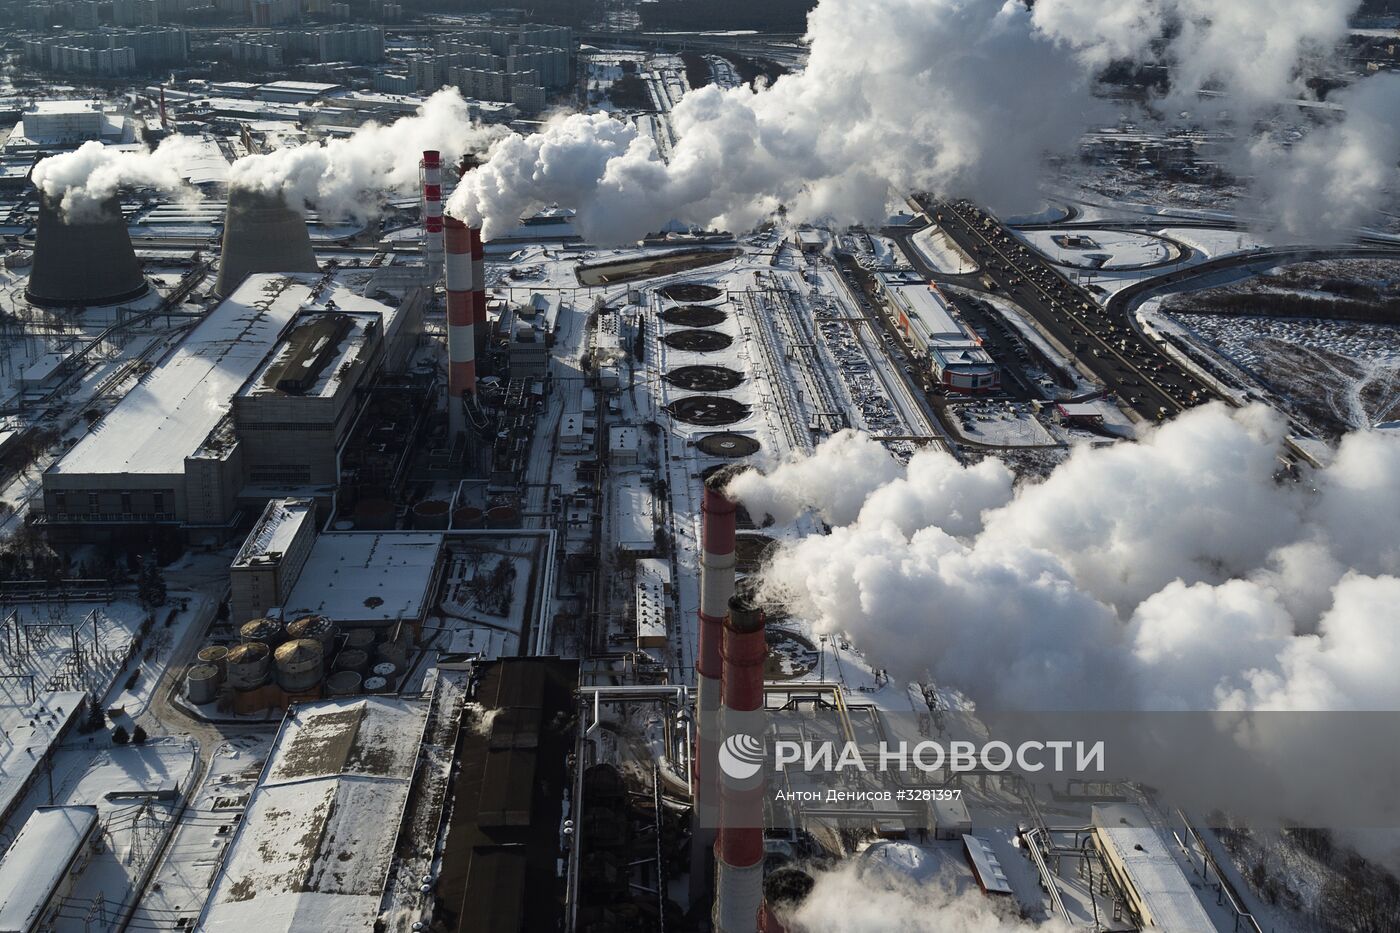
[233,498,315,568]
[908,225,978,275]
[283,532,444,625]
[200,697,429,933]
[51,274,309,477]
[947,401,1056,447]
[0,806,97,931]
[1019,228,1179,270]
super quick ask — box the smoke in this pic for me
[33,89,502,222]
[1246,73,1400,241]
[731,406,1400,712]
[227,88,503,221]
[447,0,1391,242]
[787,861,1069,933]
[31,136,206,220]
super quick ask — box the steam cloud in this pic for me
[448,0,1397,242]
[32,136,206,220]
[33,89,501,221]
[788,862,1069,932]
[227,88,502,220]
[729,405,1400,713]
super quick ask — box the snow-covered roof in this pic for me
[1092,805,1215,931]
[50,274,311,477]
[233,498,315,568]
[284,532,443,624]
[614,476,656,553]
[201,697,429,933]
[962,834,1013,895]
[634,557,669,646]
[0,806,99,931]
[886,280,965,341]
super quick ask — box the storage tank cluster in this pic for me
[186,619,410,709]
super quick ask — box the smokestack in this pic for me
[26,193,148,308]
[444,214,476,437]
[214,186,318,297]
[694,470,737,895]
[714,594,767,933]
[159,86,168,129]
[470,226,487,357]
[421,150,443,281]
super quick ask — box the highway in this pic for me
[920,196,1215,421]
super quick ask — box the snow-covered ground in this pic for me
[909,225,978,274]
[1020,228,1180,270]
[946,400,1056,446]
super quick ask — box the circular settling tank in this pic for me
[665,365,744,392]
[697,433,761,458]
[667,396,750,426]
[662,329,732,352]
[660,304,727,327]
[658,282,722,302]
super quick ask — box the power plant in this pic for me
[214,185,320,297]
[26,194,148,308]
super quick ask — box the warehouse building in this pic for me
[0,806,101,933]
[877,271,999,393]
[41,274,424,549]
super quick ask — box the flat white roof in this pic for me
[1093,805,1215,932]
[890,282,964,340]
[614,476,655,553]
[0,806,99,932]
[284,532,443,624]
[609,425,639,452]
[634,557,669,644]
[201,697,428,933]
[234,498,315,568]
[51,274,311,477]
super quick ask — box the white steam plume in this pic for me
[730,406,1400,712]
[788,862,1069,933]
[448,0,1390,242]
[228,88,503,220]
[32,136,206,220]
[33,89,502,222]
[1246,73,1400,241]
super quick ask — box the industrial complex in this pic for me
[0,2,1394,933]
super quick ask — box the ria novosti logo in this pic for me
[718,733,766,780]
[716,733,1107,779]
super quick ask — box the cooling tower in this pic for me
[214,186,319,297]
[26,194,148,308]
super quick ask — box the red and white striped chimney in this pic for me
[693,471,737,889]
[714,594,767,933]
[470,226,487,357]
[444,214,476,436]
[421,150,443,280]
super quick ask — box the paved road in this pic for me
[922,197,1212,421]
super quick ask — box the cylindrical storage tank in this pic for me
[285,615,337,656]
[225,642,271,690]
[363,675,389,694]
[485,506,519,528]
[451,506,484,529]
[355,498,395,531]
[326,670,363,697]
[334,648,370,675]
[371,661,398,685]
[197,645,229,676]
[375,638,407,667]
[344,629,377,651]
[275,638,325,693]
[413,499,451,530]
[186,664,221,704]
[240,617,284,648]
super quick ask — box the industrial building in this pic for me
[40,273,424,547]
[0,806,101,933]
[876,271,1000,393]
[199,695,430,931]
[1092,805,1217,932]
[229,497,317,626]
